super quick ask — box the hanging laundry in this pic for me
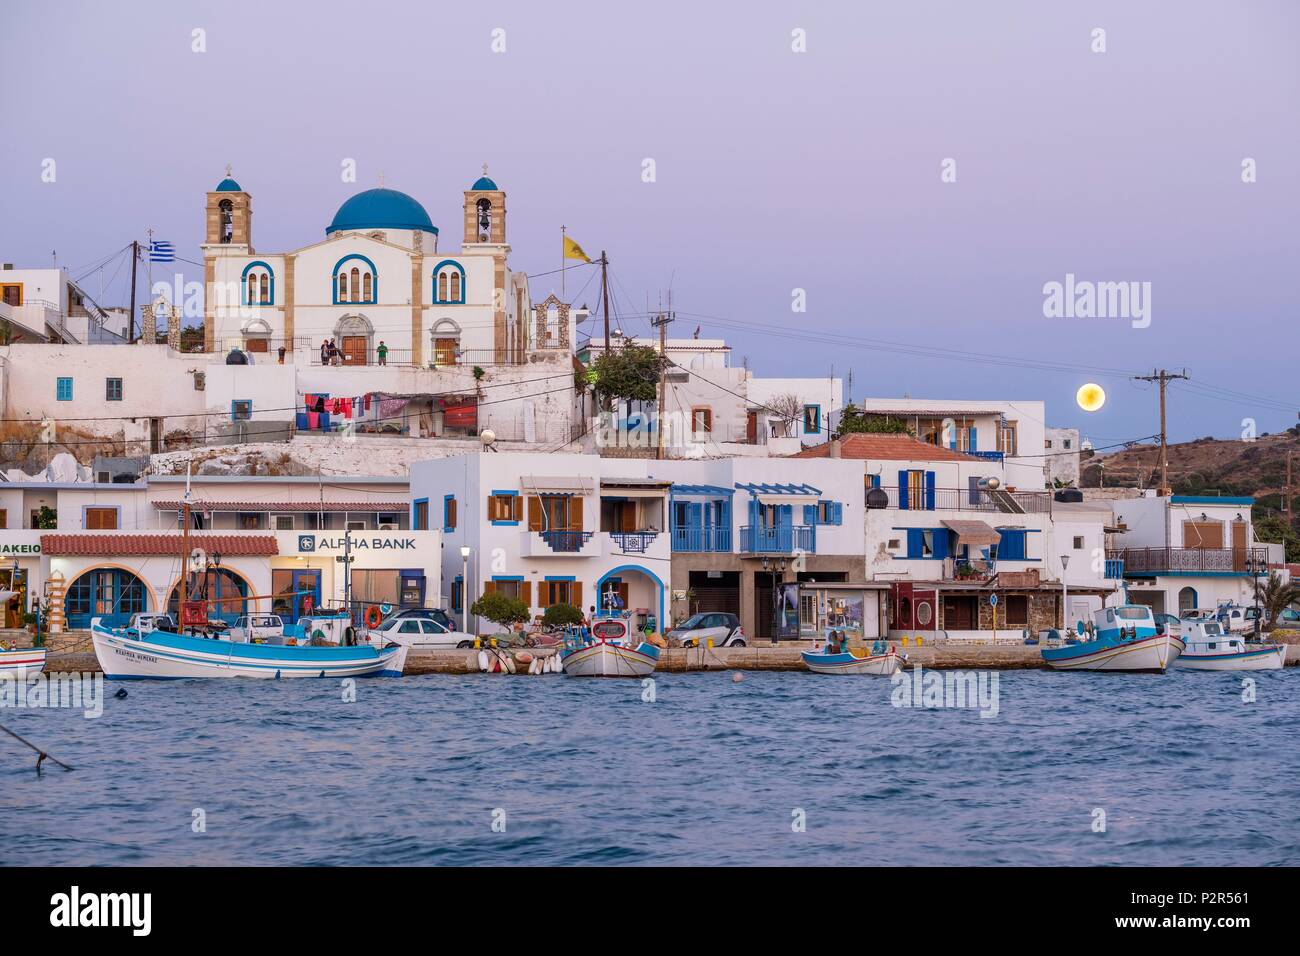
[308,412,320,429]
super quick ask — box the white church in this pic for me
[202,168,555,366]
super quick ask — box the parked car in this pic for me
[379,607,456,630]
[668,612,747,648]
[367,614,475,650]
[1245,606,1300,627]
[228,614,286,643]
[128,612,176,633]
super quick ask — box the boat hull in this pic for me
[801,649,901,675]
[1176,644,1286,671]
[0,647,47,675]
[561,641,659,677]
[91,623,407,679]
[1042,633,1183,672]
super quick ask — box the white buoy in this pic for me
[477,649,489,672]
[732,671,744,683]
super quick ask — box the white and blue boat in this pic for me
[91,618,407,680]
[1176,620,1286,671]
[0,646,47,675]
[1041,605,1183,672]
[802,635,901,675]
[560,617,660,678]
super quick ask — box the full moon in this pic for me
[1076,383,1106,412]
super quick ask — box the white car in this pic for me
[228,614,286,643]
[367,614,476,650]
[668,612,747,648]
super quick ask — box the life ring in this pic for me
[364,606,382,629]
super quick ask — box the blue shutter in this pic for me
[924,471,936,510]
[998,530,1026,560]
[831,501,843,525]
[933,528,950,560]
[777,504,793,528]
[969,428,978,452]
[804,504,817,525]
[868,474,881,488]
[898,471,909,510]
[969,476,981,505]
[906,528,924,558]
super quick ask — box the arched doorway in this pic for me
[65,567,149,628]
[334,313,374,365]
[1178,586,1198,614]
[168,568,250,624]
[596,565,665,635]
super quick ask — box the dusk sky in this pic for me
[2,0,1296,445]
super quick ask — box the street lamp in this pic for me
[1060,554,1071,633]
[761,555,788,645]
[460,546,473,633]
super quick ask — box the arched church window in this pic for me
[438,272,448,302]
[247,273,258,303]
[476,198,492,241]
[259,273,269,304]
[450,272,461,301]
[332,255,377,305]
[338,272,348,300]
[350,268,360,303]
[220,200,234,243]
[363,272,372,301]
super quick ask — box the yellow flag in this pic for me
[563,235,592,263]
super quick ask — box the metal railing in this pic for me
[607,531,660,553]
[538,530,595,553]
[307,347,524,368]
[1104,558,1125,579]
[869,486,1052,514]
[1108,547,1268,576]
[739,524,815,554]
[671,526,732,553]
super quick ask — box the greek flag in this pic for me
[148,240,175,263]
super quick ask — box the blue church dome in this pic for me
[215,177,243,192]
[326,187,437,235]
[471,176,498,191]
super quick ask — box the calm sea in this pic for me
[2,669,1297,866]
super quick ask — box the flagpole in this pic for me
[146,227,153,342]
[561,225,566,300]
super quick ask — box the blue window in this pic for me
[241,261,275,306]
[106,378,123,401]
[997,529,1027,561]
[231,400,252,421]
[432,259,467,304]
[905,528,949,560]
[56,377,73,401]
[443,494,457,531]
[803,404,821,434]
[332,254,378,305]
[412,498,429,531]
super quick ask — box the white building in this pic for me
[1044,426,1081,487]
[0,265,120,344]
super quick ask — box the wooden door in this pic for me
[434,338,458,365]
[2,284,22,306]
[746,411,757,444]
[341,336,368,365]
[944,596,974,630]
[244,338,269,353]
[1232,520,1248,571]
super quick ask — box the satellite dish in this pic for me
[479,429,497,447]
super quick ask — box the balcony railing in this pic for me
[1104,558,1125,579]
[869,486,1052,514]
[308,347,525,368]
[538,530,595,553]
[739,524,815,554]
[671,526,732,553]
[607,531,660,553]
[1108,547,1268,576]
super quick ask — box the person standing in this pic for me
[377,340,388,366]
[277,345,286,365]
[319,339,329,365]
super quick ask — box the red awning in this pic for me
[41,534,279,557]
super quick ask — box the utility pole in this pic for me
[127,240,140,343]
[1284,451,1293,519]
[599,251,611,353]
[1133,368,1188,496]
[653,310,673,459]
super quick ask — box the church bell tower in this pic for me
[463,165,506,246]
[205,165,253,249]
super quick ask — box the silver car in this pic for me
[669,612,746,648]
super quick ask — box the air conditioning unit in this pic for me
[378,523,396,531]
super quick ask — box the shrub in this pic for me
[541,602,583,629]
[470,592,530,630]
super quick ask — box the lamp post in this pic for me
[1060,554,1071,633]
[460,546,472,633]
[761,555,787,645]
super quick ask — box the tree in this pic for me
[541,602,583,629]
[764,392,806,438]
[591,343,665,404]
[34,506,57,529]
[1253,515,1300,563]
[1254,572,1300,631]
[836,404,912,437]
[470,592,530,632]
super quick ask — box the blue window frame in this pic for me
[488,490,520,525]
[997,529,1028,561]
[56,377,73,401]
[431,259,467,304]
[332,254,379,305]
[451,575,463,613]
[803,404,821,434]
[904,528,950,559]
[412,498,429,531]
[443,494,456,531]
[106,377,123,401]
[65,567,147,628]
[241,260,276,306]
[231,399,252,421]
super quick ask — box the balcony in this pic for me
[1108,547,1268,577]
[671,526,732,553]
[607,531,661,554]
[869,486,1052,515]
[1104,558,1125,579]
[520,529,601,558]
[739,524,815,554]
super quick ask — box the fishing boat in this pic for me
[1175,620,1286,671]
[0,646,47,675]
[560,617,660,678]
[1041,604,1183,672]
[801,634,901,675]
[90,618,407,679]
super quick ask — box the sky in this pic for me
[2,0,1297,445]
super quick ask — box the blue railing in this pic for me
[967,450,1005,462]
[538,530,595,553]
[1104,558,1125,579]
[671,526,732,553]
[739,525,815,554]
[608,531,659,553]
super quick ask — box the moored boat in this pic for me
[560,617,660,678]
[91,618,407,679]
[1175,620,1286,671]
[1041,604,1183,672]
[0,646,47,675]
[802,634,901,675]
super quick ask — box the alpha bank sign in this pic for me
[296,534,417,554]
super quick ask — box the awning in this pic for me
[599,479,670,499]
[152,500,407,513]
[520,476,595,495]
[941,519,1001,548]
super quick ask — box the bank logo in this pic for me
[298,535,316,553]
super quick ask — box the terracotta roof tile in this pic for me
[151,500,406,513]
[790,434,982,462]
[41,534,279,557]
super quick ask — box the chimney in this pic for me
[829,438,842,458]
[167,305,182,351]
